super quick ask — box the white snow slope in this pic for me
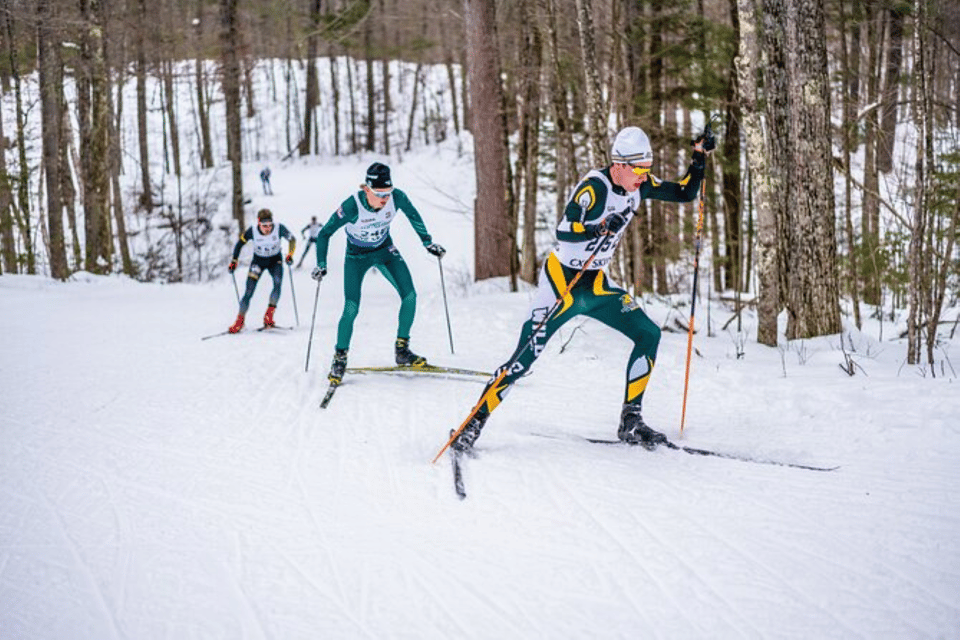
[2,149,960,640]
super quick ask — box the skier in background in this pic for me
[260,167,273,195]
[227,209,296,333]
[296,216,321,268]
[310,162,446,384]
[451,126,715,453]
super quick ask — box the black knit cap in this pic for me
[365,162,392,189]
[257,208,273,222]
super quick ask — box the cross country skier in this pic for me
[227,209,296,333]
[451,126,715,453]
[259,166,273,195]
[296,216,321,268]
[310,162,446,384]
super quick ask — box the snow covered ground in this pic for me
[3,148,960,639]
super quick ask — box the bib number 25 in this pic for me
[585,234,615,253]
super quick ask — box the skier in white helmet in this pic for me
[451,125,716,452]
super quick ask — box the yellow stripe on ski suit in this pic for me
[546,253,575,319]
[480,375,510,414]
[592,271,619,296]
[627,357,654,402]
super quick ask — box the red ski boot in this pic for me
[263,305,276,328]
[228,314,245,334]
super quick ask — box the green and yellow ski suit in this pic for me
[476,162,704,419]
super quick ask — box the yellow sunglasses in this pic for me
[629,163,652,176]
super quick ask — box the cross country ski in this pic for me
[533,432,838,472]
[345,364,491,378]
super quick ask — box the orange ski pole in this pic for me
[680,125,711,436]
[432,246,604,463]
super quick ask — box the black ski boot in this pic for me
[452,411,488,453]
[328,348,348,384]
[618,403,668,450]
[395,338,427,367]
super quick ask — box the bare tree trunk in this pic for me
[380,0,391,156]
[300,0,320,156]
[538,0,576,220]
[764,0,791,315]
[782,0,840,339]
[838,0,861,329]
[382,56,391,154]
[4,0,34,273]
[60,106,83,269]
[737,0,777,345]
[0,108,13,273]
[364,18,375,152]
[329,55,341,155]
[437,0,460,136]
[135,0,153,210]
[650,2,667,294]
[220,0,244,231]
[104,22,133,278]
[108,109,133,277]
[162,59,182,177]
[878,4,905,174]
[242,55,255,119]
[861,6,881,306]
[907,0,931,366]
[574,0,606,166]
[743,162,754,293]
[465,0,512,280]
[79,0,113,274]
[519,0,542,284]
[405,63,422,152]
[348,58,358,153]
[284,16,299,153]
[623,0,651,292]
[195,0,214,169]
[37,0,68,279]
[721,0,742,293]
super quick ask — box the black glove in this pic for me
[426,243,446,258]
[311,266,327,282]
[693,130,716,153]
[592,209,629,237]
[228,259,238,273]
[285,254,294,266]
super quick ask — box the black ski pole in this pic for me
[304,277,322,372]
[230,271,241,304]
[437,256,455,354]
[287,263,300,326]
[680,118,715,436]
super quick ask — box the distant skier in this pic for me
[296,216,321,268]
[450,126,715,453]
[260,167,273,195]
[227,209,296,333]
[310,162,446,384]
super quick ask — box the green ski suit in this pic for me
[314,189,434,350]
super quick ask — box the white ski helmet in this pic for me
[610,126,653,165]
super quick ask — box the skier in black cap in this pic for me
[311,162,446,384]
[227,208,296,333]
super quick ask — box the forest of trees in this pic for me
[0,0,957,365]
